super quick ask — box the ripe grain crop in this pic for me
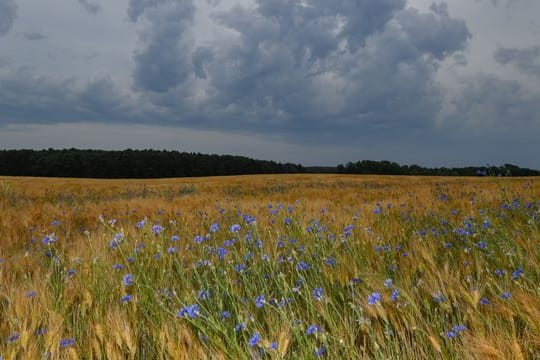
[0,175,539,359]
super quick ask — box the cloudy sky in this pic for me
[0,0,539,167]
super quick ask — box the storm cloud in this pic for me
[129,0,196,92]
[119,0,471,142]
[0,0,17,36]
[0,70,137,125]
[1,0,539,167]
[22,31,46,41]
[495,46,540,77]
[78,0,101,15]
[440,74,540,134]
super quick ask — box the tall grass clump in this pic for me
[0,175,539,359]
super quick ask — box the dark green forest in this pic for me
[335,160,540,177]
[0,149,305,178]
[0,149,538,178]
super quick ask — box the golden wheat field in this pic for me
[1,174,539,359]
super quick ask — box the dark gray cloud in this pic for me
[441,74,540,134]
[397,5,470,59]
[127,0,171,22]
[129,0,196,92]
[0,69,136,125]
[120,0,470,143]
[22,31,46,41]
[495,46,540,77]
[78,0,101,15]
[0,0,17,36]
[1,1,472,144]
[484,0,520,6]
[192,46,213,79]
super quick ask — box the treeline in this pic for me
[336,160,540,177]
[1,150,538,178]
[0,149,305,178]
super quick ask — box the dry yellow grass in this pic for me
[1,174,539,359]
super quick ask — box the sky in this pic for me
[0,0,539,167]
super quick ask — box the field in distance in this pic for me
[1,175,539,359]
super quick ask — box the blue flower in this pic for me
[255,294,265,308]
[314,346,326,357]
[112,263,124,271]
[109,239,120,250]
[512,267,523,280]
[35,328,47,336]
[167,246,177,254]
[475,241,487,250]
[243,214,256,225]
[268,341,278,350]
[445,330,456,339]
[452,325,467,333]
[248,333,260,347]
[479,297,490,305]
[295,261,310,271]
[234,323,246,332]
[230,224,241,233]
[390,289,399,302]
[234,263,246,273]
[42,234,56,245]
[324,257,336,266]
[384,278,393,288]
[59,338,75,348]
[312,287,324,301]
[25,290,37,298]
[209,222,219,233]
[5,333,20,343]
[306,324,321,336]
[198,290,209,300]
[367,292,381,305]
[122,274,134,286]
[215,247,226,260]
[343,225,354,238]
[220,311,230,320]
[494,269,505,277]
[500,291,511,300]
[170,235,180,241]
[177,303,200,319]
[152,224,164,235]
[372,206,381,214]
[120,294,132,303]
[195,235,208,244]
